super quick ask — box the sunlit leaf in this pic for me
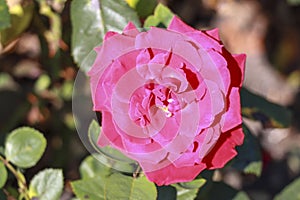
[29,169,63,200]
[0,162,7,188]
[0,3,34,46]
[231,125,262,176]
[72,174,157,200]
[144,3,174,28]
[173,178,206,200]
[79,155,111,179]
[106,174,157,200]
[0,0,10,30]
[241,87,292,128]
[71,0,140,72]
[71,177,105,200]
[274,177,300,200]
[4,127,46,168]
[125,0,157,18]
[34,74,51,92]
[88,120,138,173]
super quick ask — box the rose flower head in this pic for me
[88,16,246,186]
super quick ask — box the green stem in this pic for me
[0,155,30,200]
[133,165,141,179]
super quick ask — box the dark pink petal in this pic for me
[222,49,246,88]
[104,31,118,40]
[144,162,206,186]
[202,126,244,169]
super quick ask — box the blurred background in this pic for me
[0,0,299,199]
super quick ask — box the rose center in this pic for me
[129,83,180,127]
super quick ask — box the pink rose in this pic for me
[88,16,246,185]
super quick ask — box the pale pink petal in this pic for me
[197,125,221,159]
[168,16,195,33]
[88,33,136,76]
[221,87,242,132]
[128,148,168,164]
[123,22,140,37]
[185,32,223,52]
[98,111,124,149]
[207,50,231,93]
[135,27,184,50]
[136,49,152,66]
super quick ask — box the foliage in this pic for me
[144,3,174,28]
[274,177,300,200]
[70,0,141,72]
[0,127,63,200]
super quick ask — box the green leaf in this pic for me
[88,119,101,151]
[79,155,111,179]
[29,169,64,200]
[106,174,157,200]
[287,0,300,6]
[144,3,175,28]
[4,127,46,168]
[0,3,34,46]
[173,178,206,200]
[72,174,157,200]
[0,0,10,30]
[126,0,157,18]
[241,87,292,128]
[71,0,141,72]
[274,177,300,200]
[0,161,7,188]
[88,120,139,173]
[34,74,51,92]
[231,125,262,176]
[71,177,105,200]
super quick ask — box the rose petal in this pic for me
[144,162,206,186]
[168,16,195,33]
[135,27,184,51]
[204,28,221,42]
[197,125,222,159]
[88,33,136,76]
[104,31,118,40]
[221,87,242,132]
[202,126,244,169]
[99,111,124,149]
[222,49,246,88]
[123,22,140,37]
